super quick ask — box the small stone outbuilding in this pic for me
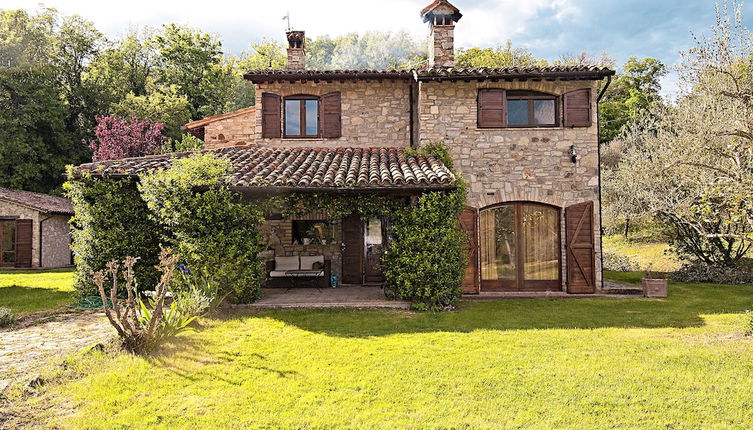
[0,187,74,268]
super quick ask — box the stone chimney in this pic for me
[420,0,462,68]
[286,30,305,70]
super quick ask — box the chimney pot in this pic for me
[420,0,462,68]
[286,30,306,70]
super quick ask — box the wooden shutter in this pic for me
[563,88,591,127]
[459,206,479,294]
[261,92,281,138]
[565,201,595,293]
[477,89,505,128]
[15,219,32,268]
[320,91,342,138]
[341,214,363,284]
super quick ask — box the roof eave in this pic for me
[243,71,413,83]
[417,70,616,82]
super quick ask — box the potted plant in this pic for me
[642,264,668,298]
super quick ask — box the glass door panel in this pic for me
[479,203,560,292]
[522,204,560,289]
[480,205,516,291]
[364,218,385,283]
[0,220,15,267]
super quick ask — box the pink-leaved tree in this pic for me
[87,115,166,161]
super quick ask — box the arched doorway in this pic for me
[479,202,561,291]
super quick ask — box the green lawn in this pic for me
[0,269,75,315]
[603,234,681,272]
[12,271,753,429]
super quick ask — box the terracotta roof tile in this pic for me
[0,187,73,215]
[76,146,456,190]
[244,66,614,82]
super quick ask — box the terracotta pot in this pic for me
[642,278,668,298]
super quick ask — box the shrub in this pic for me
[603,252,639,272]
[65,171,163,297]
[383,183,467,311]
[139,154,266,303]
[671,259,753,284]
[0,307,15,327]
[94,248,198,354]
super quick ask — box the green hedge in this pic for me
[139,154,266,303]
[65,172,163,297]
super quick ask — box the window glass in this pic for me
[522,204,559,280]
[506,100,528,125]
[285,100,300,135]
[533,99,556,125]
[365,218,383,245]
[305,100,318,135]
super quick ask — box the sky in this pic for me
[5,0,753,97]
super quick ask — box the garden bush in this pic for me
[671,259,753,284]
[0,306,15,327]
[65,171,163,297]
[382,183,467,311]
[603,252,639,272]
[139,154,266,303]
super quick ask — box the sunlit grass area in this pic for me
[13,274,753,429]
[603,234,681,272]
[0,269,75,314]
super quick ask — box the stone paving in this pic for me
[0,311,113,388]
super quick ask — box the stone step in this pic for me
[602,281,643,295]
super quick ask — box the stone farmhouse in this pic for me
[82,0,614,295]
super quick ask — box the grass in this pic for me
[9,271,753,429]
[603,234,681,272]
[0,269,75,315]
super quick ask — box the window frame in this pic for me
[283,95,320,138]
[477,89,560,129]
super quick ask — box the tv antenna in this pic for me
[282,12,291,31]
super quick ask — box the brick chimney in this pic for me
[420,0,462,68]
[286,30,306,70]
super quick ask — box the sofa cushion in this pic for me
[300,255,324,270]
[274,256,300,271]
[269,270,290,278]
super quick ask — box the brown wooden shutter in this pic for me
[341,214,363,284]
[320,91,342,138]
[15,219,32,268]
[261,92,281,138]
[563,88,592,127]
[565,201,595,293]
[459,206,479,294]
[477,89,505,128]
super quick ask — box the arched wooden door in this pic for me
[479,202,561,292]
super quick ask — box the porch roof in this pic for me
[75,145,456,192]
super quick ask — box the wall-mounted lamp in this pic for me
[568,145,578,164]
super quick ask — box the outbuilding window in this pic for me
[284,96,319,137]
[478,89,559,128]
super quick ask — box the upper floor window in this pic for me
[285,96,319,137]
[477,88,592,129]
[262,91,341,139]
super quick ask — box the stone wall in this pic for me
[255,80,411,147]
[0,200,72,268]
[41,214,72,268]
[204,108,256,149]
[418,79,603,290]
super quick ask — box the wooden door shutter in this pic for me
[341,214,363,284]
[563,89,591,127]
[15,219,32,268]
[261,92,281,138]
[478,89,505,128]
[565,201,595,293]
[320,91,342,138]
[459,206,480,294]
